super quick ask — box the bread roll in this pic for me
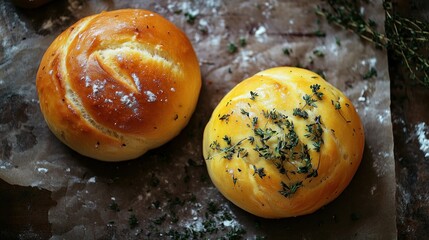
[36,9,201,161]
[203,67,364,218]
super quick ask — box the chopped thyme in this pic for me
[332,100,341,110]
[252,117,258,127]
[310,84,323,99]
[253,165,266,179]
[293,108,309,119]
[184,12,197,24]
[305,116,324,152]
[209,140,221,151]
[331,99,351,123]
[283,47,292,55]
[222,135,232,146]
[279,181,303,198]
[293,84,323,119]
[250,91,259,100]
[313,49,325,57]
[228,43,238,53]
[219,114,230,122]
[363,67,377,80]
[239,37,247,47]
[240,108,250,117]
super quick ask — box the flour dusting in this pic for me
[416,122,429,158]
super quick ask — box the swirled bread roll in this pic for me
[203,67,364,218]
[37,9,201,161]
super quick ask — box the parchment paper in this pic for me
[0,0,396,239]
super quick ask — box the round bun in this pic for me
[37,9,201,161]
[203,67,364,218]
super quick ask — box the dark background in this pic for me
[1,0,428,239]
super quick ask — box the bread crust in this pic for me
[203,67,364,218]
[36,9,201,161]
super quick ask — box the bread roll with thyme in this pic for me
[37,9,201,161]
[203,67,364,218]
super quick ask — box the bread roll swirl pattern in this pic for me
[37,9,201,161]
[203,67,364,218]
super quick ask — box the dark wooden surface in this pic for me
[1,0,429,239]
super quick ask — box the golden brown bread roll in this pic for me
[36,9,201,161]
[203,67,364,218]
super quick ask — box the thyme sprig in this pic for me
[316,0,429,87]
[293,84,324,119]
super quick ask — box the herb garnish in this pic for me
[219,114,230,122]
[228,43,238,54]
[293,84,323,119]
[250,91,259,100]
[363,67,377,80]
[279,181,303,198]
[253,165,266,179]
[184,12,197,24]
[316,0,429,87]
[208,86,328,198]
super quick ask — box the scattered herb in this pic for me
[331,99,351,123]
[128,213,138,229]
[250,91,259,100]
[240,108,250,117]
[239,37,247,47]
[305,116,324,152]
[223,135,232,146]
[293,108,309,119]
[316,0,429,87]
[279,181,303,198]
[219,114,231,122]
[283,48,292,55]
[253,165,266,179]
[293,84,323,119]
[184,12,197,24]
[313,49,325,57]
[228,43,238,54]
[363,67,378,80]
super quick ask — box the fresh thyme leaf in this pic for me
[283,48,292,55]
[363,67,378,79]
[250,91,259,100]
[219,114,230,122]
[252,165,266,179]
[316,0,429,87]
[223,135,232,146]
[240,37,247,47]
[293,108,309,119]
[184,12,197,24]
[279,181,303,198]
[228,43,238,53]
[240,108,250,117]
[313,49,325,57]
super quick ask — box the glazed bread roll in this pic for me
[203,67,364,218]
[37,9,201,161]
